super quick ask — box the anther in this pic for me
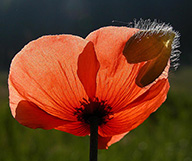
[74,98,113,125]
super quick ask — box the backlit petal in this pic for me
[9,79,70,129]
[98,132,128,149]
[98,79,169,137]
[86,26,170,114]
[55,121,90,136]
[15,100,69,129]
[86,27,146,112]
[77,41,100,100]
[9,35,90,122]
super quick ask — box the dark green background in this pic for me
[0,0,191,70]
[0,0,191,161]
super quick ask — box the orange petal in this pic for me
[77,41,100,100]
[55,121,90,136]
[15,100,69,129]
[98,79,169,136]
[86,26,170,114]
[9,35,90,122]
[98,132,128,149]
[9,79,90,136]
[86,27,147,111]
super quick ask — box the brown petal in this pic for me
[123,30,175,63]
[123,30,175,87]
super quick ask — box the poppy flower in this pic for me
[8,20,179,149]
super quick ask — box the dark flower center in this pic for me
[74,97,113,125]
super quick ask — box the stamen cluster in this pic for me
[74,98,113,125]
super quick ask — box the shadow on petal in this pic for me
[15,100,69,129]
[98,79,169,136]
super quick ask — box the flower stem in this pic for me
[89,116,98,161]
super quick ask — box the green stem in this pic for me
[89,116,98,161]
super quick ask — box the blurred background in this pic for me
[0,0,191,161]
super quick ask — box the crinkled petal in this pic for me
[98,132,128,149]
[98,79,169,137]
[86,27,145,112]
[77,41,100,100]
[86,26,170,114]
[15,100,69,129]
[55,121,90,136]
[9,35,90,122]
